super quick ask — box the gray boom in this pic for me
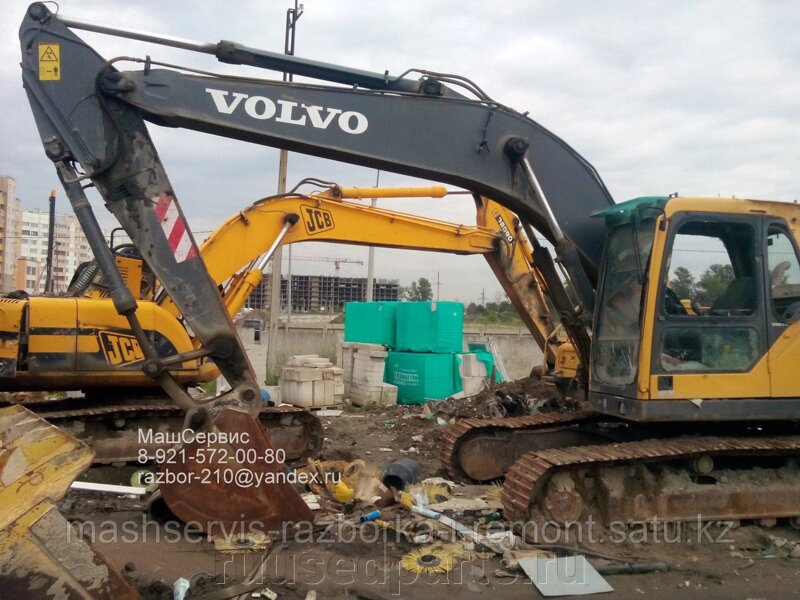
[19,2,613,393]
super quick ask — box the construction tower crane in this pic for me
[290,255,364,274]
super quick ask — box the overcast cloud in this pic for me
[1,0,798,303]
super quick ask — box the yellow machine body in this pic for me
[2,297,203,391]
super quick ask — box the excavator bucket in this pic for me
[0,405,139,599]
[159,407,314,535]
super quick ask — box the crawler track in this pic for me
[440,410,596,482]
[502,435,800,524]
[1,398,323,465]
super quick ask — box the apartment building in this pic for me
[0,176,22,292]
[17,208,94,293]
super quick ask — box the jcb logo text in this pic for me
[302,206,335,235]
[98,331,144,366]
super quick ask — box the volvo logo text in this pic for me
[205,88,369,135]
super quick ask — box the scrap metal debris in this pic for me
[400,544,458,574]
[212,532,272,554]
[428,377,568,420]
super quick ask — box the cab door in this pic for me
[764,220,800,397]
[649,212,771,401]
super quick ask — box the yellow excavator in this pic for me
[0,181,569,464]
[16,2,800,546]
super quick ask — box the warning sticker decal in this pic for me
[38,43,60,81]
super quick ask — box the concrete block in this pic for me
[348,381,381,393]
[459,354,487,378]
[353,369,384,379]
[349,382,382,407]
[312,380,325,407]
[353,355,385,366]
[287,354,320,367]
[361,350,388,359]
[339,341,386,399]
[353,369,385,383]
[350,382,397,407]
[280,379,314,408]
[281,367,323,382]
[322,367,343,380]
[380,383,398,405]
[461,375,485,396]
[353,360,386,374]
[353,368,385,379]
[312,379,336,408]
[338,343,356,396]
[323,380,336,407]
[352,343,386,353]
[353,348,389,360]
[302,357,333,368]
[353,360,384,371]
[353,359,386,384]
[333,382,345,395]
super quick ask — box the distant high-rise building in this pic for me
[247,274,400,311]
[0,176,22,292]
[17,208,94,294]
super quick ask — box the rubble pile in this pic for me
[431,377,568,420]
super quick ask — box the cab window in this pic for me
[593,220,654,386]
[658,220,759,373]
[766,225,800,322]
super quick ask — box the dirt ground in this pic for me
[59,386,800,599]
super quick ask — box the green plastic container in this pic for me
[385,351,457,404]
[344,302,399,346]
[395,301,464,353]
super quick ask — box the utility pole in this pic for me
[44,189,56,293]
[365,170,380,301]
[267,1,304,380]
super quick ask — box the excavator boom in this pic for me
[17,2,607,531]
[19,3,612,315]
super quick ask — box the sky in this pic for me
[1,0,799,304]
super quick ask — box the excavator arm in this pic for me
[200,190,495,289]
[184,185,565,369]
[145,181,563,368]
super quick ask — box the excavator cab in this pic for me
[589,196,800,422]
[68,229,156,301]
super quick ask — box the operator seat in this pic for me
[709,277,755,315]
